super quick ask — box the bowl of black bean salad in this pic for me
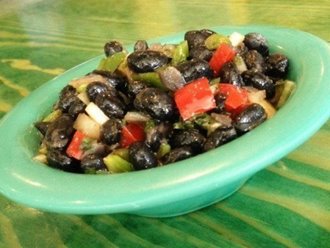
[0,25,329,217]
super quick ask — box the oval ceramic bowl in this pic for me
[0,25,329,217]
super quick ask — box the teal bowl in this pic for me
[0,26,329,217]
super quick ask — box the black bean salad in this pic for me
[34,29,295,174]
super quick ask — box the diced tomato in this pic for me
[174,77,216,120]
[218,83,249,114]
[120,123,145,148]
[209,43,236,76]
[66,130,85,160]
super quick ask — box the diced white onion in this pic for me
[77,92,90,105]
[158,66,186,91]
[74,113,101,139]
[247,89,276,119]
[85,102,109,125]
[124,111,150,123]
[229,32,245,47]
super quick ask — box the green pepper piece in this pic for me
[193,113,222,135]
[111,148,130,161]
[97,51,127,72]
[103,154,134,173]
[76,83,88,93]
[171,40,189,65]
[205,33,230,50]
[132,72,166,90]
[117,57,134,82]
[276,80,296,109]
[97,58,106,70]
[157,142,171,158]
[42,109,62,122]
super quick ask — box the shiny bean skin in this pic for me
[134,88,175,121]
[234,103,267,133]
[129,142,157,170]
[44,114,74,149]
[127,50,169,73]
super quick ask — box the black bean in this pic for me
[104,40,123,57]
[244,32,269,56]
[92,70,128,93]
[242,70,275,99]
[163,146,194,164]
[68,97,86,118]
[81,153,108,174]
[127,50,170,73]
[95,94,126,119]
[235,42,248,56]
[243,50,266,73]
[57,85,77,112]
[234,103,267,133]
[219,62,244,86]
[47,149,81,173]
[134,88,175,121]
[129,142,157,170]
[184,29,215,49]
[265,53,289,79]
[86,81,114,102]
[203,126,237,151]
[101,118,122,145]
[171,128,206,153]
[44,114,74,149]
[34,121,50,136]
[176,58,213,83]
[127,80,148,98]
[145,122,172,151]
[189,46,214,61]
[214,93,226,113]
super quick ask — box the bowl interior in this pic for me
[0,25,329,215]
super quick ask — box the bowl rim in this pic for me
[0,25,329,214]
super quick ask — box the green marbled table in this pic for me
[0,0,329,247]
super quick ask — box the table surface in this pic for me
[0,0,329,247]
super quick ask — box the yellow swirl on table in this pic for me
[0,76,29,96]
[267,161,330,191]
[2,59,65,75]
[98,216,164,248]
[0,41,100,52]
[0,213,22,248]
[217,204,300,248]
[190,212,251,248]
[0,101,12,112]
[240,186,330,231]
[64,216,119,248]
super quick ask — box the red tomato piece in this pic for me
[174,77,216,120]
[66,130,85,160]
[209,43,236,76]
[218,83,249,114]
[120,123,145,148]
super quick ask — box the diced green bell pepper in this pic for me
[205,33,230,50]
[171,40,189,65]
[42,109,62,122]
[276,80,296,109]
[97,51,127,72]
[157,142,171,158]
[111,148,130,161]
[132,72,166,90]
[103,154,133,173]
